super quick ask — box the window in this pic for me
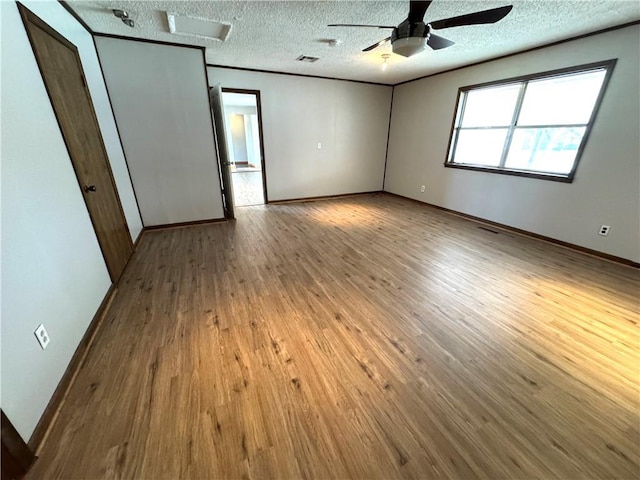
[445,60,615,182]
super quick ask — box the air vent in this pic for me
[167,13,231,41]
[296,55,319,63]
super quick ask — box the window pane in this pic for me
[452,128,508,167]
[460,84,521,127]
[518,70,606,126]
[505,127,586,174]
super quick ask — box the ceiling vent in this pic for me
[296,55,319,63]
[166,13,231,41]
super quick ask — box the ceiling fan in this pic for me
[328,0,513,57]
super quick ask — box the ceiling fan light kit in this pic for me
[392,36,428,57]
[391,20,429,57]
[328,0,513,59]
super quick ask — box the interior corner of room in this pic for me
[1,0,639,478]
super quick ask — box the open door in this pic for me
[20,5,133,282]
[209,85,235,219]
[2,411,35,480]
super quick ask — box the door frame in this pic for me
[18,4,133,282]
[221,88,270,204]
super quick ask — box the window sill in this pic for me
[444,163,574,183]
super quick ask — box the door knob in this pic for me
[84,185,97,193]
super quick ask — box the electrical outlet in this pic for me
[317,142,322,149]
[420,185,425,193]
[598,225,611,236]
[34,324,50,350]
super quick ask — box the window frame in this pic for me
[444,59,617,183]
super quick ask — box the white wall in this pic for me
[385,25,640,263]
[1,0,142,441]
[208,68,393,201]
[224,105,258,116]
[96,38,224,226]
[229,114,249,161]
[247,115,260,169]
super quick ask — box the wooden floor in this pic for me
[28,193,639,479]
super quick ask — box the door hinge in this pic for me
[81,76,87,87]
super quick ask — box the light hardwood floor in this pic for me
[27,193,639,479]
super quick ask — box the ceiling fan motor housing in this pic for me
[392,21,430,57]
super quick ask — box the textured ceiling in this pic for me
[67,1,640,85]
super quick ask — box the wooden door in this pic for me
[209,85,235,219]
[20,6,133,282]
[1,411,35,479]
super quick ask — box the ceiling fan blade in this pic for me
[427,33,455,50]
[429,5,513,30]
[328,24,395,29]
[408,1,433,23]
[363,37,391,52]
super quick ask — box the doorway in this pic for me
[221,89,268,206]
